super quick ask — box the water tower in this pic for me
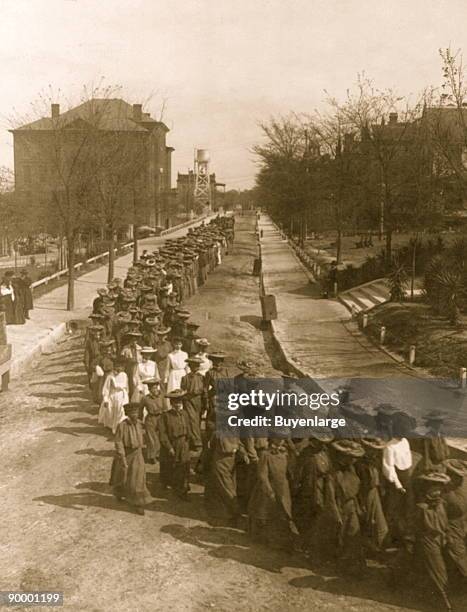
[194,149,211,211]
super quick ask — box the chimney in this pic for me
[133,104,142,122]
[51,103,60,119]
[389,112,398,124]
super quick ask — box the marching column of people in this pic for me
[84,213,466,611]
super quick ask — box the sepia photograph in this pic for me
[1,1,467,610]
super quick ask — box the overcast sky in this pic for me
[1,0,466,188]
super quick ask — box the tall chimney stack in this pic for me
[51,103,60,119]
[133,104,142,122]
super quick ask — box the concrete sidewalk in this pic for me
[6,216,212,377]
[259,215,467,451]
[260,217,403,380]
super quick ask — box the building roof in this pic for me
[12,98,169,133]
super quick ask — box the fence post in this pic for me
[380,326,386,345]
[409,345,416,365]
[362,313,368,329]
[460,367,467,389]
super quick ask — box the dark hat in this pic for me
[444,459,467,478]
[144,317,159,326]
[417,472,451,485]
[89,313,105,320]
[361,437,387,450]
[187,322,200,330]
[237,359,255,372]
[125,331,142,338]
[176,311,191,320]
[331,440,364,458]
[423,410,446,423]
[124,402,140,414]
[165,389,187,400]
[375,403,399,417]
[144,294,158,301]
[156,327,171,335]
[186,356,203,365]
[208,352,226,361]
[88,324,104,332]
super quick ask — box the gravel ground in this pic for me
[0,217,451,612]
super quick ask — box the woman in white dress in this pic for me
[133,347,159,402]
[165,338,189,392]
[194,338,212,377]
[98,362,129,434]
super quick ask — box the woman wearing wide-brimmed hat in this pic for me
[248,436,298,551]
[109,402,152,515]
[414,472,452,611]
[291,428,336,559]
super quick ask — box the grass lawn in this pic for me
[305,229,464,268]
[366,301,467,379]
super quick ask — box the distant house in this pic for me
[10,99,175,232]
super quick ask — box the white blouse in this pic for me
[382,438,413,490]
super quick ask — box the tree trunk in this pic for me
[411,239,417,301]
[385,228,393,270]
[66,233,75,311]
[133,224,139,264]
[336,228,343,265]
[107,227,115,284]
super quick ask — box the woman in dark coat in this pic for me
[110,402,152,515]
[140,378,165,464]
[443,459,467,580]
[330,440,366,574]
[414,472,452,611]
[248,437,298,550]
[357,438,389,552]
[205,434,246,526]
[159,390,191,499]
[19,269,33,319]
[291,430,336,558]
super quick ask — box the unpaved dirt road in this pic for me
[0,217,446,611]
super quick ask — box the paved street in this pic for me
[0,215,439,612]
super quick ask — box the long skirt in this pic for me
[159,448,190,495]
[361,487,388,551]
[337,499,365,570]
[183,396,203,449]
[167,368,185,393]
[205,451,239,522]
[144,414,160,461]
[110,448,152,507]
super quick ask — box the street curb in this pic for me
[9,322,69,379]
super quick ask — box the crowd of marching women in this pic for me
[83,214,466,611]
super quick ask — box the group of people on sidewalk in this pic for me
[82,213,466,611]
[0,269,33,325]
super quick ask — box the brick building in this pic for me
[10,99,175,232]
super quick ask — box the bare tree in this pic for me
[329,75,424,266]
